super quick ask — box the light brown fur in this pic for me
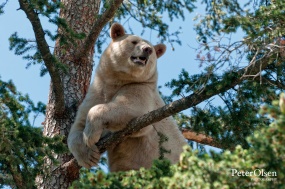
[68,23,186,171]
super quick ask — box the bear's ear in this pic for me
[110,23,125,40]
[154,44,166,58]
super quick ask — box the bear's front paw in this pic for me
[75,145,100,169]
[68,133,101,169]
[83,121,103,148]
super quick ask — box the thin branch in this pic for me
[258,77,285,90]
[76,0,124,60]
[218,93,234,118]
[6,163,23,189]
[18,0,65,116]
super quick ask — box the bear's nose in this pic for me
[143,46,153,55]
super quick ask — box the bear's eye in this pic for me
[132,41,138,45]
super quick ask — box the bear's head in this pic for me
[99,23,166,83]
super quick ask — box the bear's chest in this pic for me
[100,84,121,103]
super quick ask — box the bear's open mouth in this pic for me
[131,56,148,66]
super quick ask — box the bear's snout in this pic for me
[130,45,153,66]
[142,46,153,55]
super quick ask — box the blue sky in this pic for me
[1,1,205,127]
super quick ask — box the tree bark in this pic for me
[37,0,100,188]
[34,0,125,188]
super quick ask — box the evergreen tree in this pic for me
[0,77,66,188]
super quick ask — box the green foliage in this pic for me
[163,0,285,151]
[166,66,275,149]
[0,77,67,188]
[9,31,71,76]
[71,95,285,188]
[71,159,173,189]
[195,0,285,44]
[27,0,85,47]
[8,32,48,76]
[156,132,171,160]
[9,32,36,56]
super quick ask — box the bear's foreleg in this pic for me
[68,86,102,168]
[83,102,140,148]
[83,86,154,148]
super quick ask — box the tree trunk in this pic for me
[37,0,100,188]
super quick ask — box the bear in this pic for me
[67,23,186,171]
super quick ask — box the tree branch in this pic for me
[260,77,285,90]
[182,129,216,146]
[181,129,235,151]
[18,0,65,116]
[96,57,271,153]
[6,163,23,189]
[75,0,124,60]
